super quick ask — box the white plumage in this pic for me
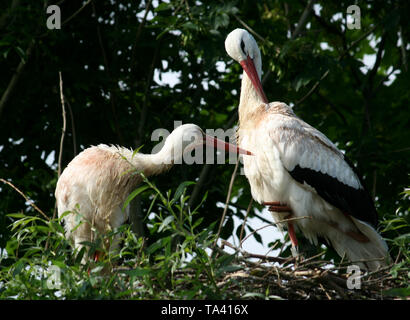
[225,28,390,270]
[55,123,249,262]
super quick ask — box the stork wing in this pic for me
[266,113,378,227]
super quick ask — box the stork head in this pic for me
[225,28,268,103]
[159,124,251,164]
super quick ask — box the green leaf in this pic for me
[158,215,174,232]
[120,267,151,277]
[122,185,150,211]
[147,237,169,254]
[242,292,266,299]
[217,264,242,274]
[173,181,195,203]
[383,287,410,298]
[6,213,27,219]
[12,260,25,277]
[154,2,173,12]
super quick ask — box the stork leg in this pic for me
[94,250,102,262]
[263,201,299,256]
[87,250,103,276]
[287,221,299,258]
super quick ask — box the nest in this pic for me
[212,243,408,300]
[162,241,408,300]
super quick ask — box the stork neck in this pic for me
[238,71,265,123]
[122,148,173,177]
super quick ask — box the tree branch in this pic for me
[0,40,35,120]
[367,33,387,93]
[232,14,266,43]
[61,0,91,27]
[292,0,314,40]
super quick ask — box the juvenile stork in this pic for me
[225,28,389,270]
[55,123,250,262]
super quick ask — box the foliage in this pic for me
[1,180,408,300]
[0,0,409,299]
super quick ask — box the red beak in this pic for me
[240,56,268,104]
[204,135,253,156]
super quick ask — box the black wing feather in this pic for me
[288,161,378,227]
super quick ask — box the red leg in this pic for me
[94,250,102,262]
[287,222,298,248]
[87,250,102,276]
[263,201,297,250]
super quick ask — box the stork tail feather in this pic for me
[328,218,390,271]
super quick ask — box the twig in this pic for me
[221,239,291,265]
[295,69,329,106]
[295,23,379,106]
[262,0,314,85]
[241,251,291,264]
[319,283,332,300]
[213,159,240,249]
[316,91,348,125]
[239,198,253,244]
[291,0,314,40]
[130,0,153,70]
[298,250,327,266]
[61,0,92,27]
[66,100,77,156]
[0,178,49,220]
[232,14,266,43]
[57,71,66,180]
[240,215,311,246]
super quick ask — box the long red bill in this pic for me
[204,135,253,155]
[240,56,268,104]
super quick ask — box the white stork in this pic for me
[225,28,390,270]
[55,123,250,262]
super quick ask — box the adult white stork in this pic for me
[55,123,250,262]
[225,28,390,270]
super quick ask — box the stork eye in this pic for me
[240,39,246,55]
